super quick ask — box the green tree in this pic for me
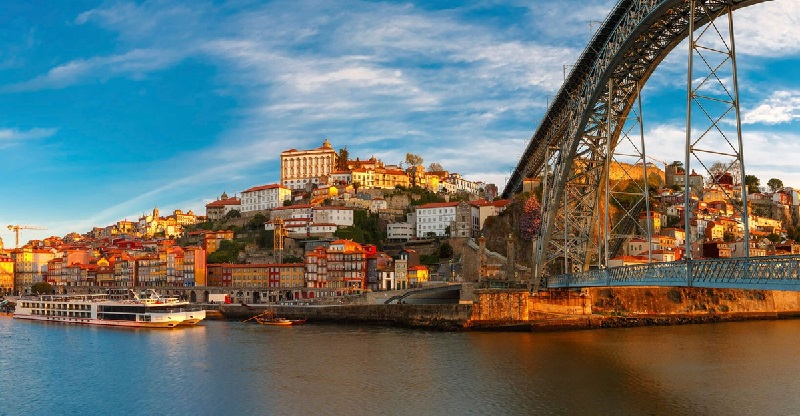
[246,213,268,231]
[438,242,454,258]
[333,210,384,247]
[768,178,784,192]
[225,209,241,219]
[283,255,304,264]
[31,282,54,294]
[745,175,760,194]
[207,240,243,263]
[256,230,273,249]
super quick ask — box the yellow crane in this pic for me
[272,218,287,264]
[7,225,47,249]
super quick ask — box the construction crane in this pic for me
[272,218,287,264]
[7,225,47,249]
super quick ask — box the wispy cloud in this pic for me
[743,90,800,124]
[0,127,57,148]
[2,49,182,92]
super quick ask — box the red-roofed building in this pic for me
[240,183,292,213]
[416,202,459,237]
[205,193,241,220]
[304,239,367,293]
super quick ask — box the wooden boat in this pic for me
[255,317,307,326]
[244,310,306,326]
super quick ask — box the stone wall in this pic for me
[221,303,472,330]
[589,286,800,316]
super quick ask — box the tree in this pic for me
[246,213,268,231]
[768,178,784,192]
[745,175,760,194]
[31,282,54,294]
[428,162,444,172]
[405,153,423,167]
[519,194,542,241]
[438,242,454,258]
[337,147,349,171]
[225,209,241,219]
[668,161,684,173]
[352,181,361,194]
[207,240,243,263]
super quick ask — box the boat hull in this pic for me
[13,314,184,328]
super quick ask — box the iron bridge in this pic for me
[549,255,800,291]
[501,0,784,291]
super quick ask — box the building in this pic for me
[0,256,14,295]
[387,222,415,241]
[312,206,354,227]
[12,247,56,294]
[280,139,338,190]
[240,184,292,213]
[416,202,459,238]
[206,193,242,220]
[202,230,235,255]
[304,239,367,293]
[453,201,479,238]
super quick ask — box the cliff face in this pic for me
[479,198,534,270]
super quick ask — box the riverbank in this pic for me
[221,286,800,331]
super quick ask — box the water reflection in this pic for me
[2,317,800,415]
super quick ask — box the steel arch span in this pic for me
[501,0,771,283]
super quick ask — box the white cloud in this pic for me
[0,127,57,148]
[3,49,183,92]
[735,0,800,57]
[743,90,800,124]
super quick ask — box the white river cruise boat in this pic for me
[13,290,206,328]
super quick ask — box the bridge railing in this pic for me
[548,255,800,291]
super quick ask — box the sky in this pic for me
[1,0,799,246]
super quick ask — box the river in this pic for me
[1,315,799,415]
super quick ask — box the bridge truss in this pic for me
[502,0,770,289]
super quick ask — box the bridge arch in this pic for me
[503,0,772,281]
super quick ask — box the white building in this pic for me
[240,184,292,213]
[270,204,314,221]
[444,173,482,195]
[312,206,354,227]
[280,139,338,190]
[415,202,458,238]
[370,198,388,213]
[387,223,415,241]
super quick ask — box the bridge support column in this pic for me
[683,0,750,264]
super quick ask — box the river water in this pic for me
[1,315,799,415]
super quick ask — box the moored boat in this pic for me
[13,290,206,328]
[244,310,306,326]
[255,317,307,326]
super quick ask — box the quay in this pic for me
[218,284,800,331]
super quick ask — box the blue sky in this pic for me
[1,0,799,246]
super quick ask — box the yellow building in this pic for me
[408,265,429,286]
[374,167,410,189]
[11,247,56,293]
[0,256,14,295]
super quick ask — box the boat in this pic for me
[13,289,206,328]
[244,310,306,326]
[255,316,307,326]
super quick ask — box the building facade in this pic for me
[240,184,292,213]
[280,139,338,190]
